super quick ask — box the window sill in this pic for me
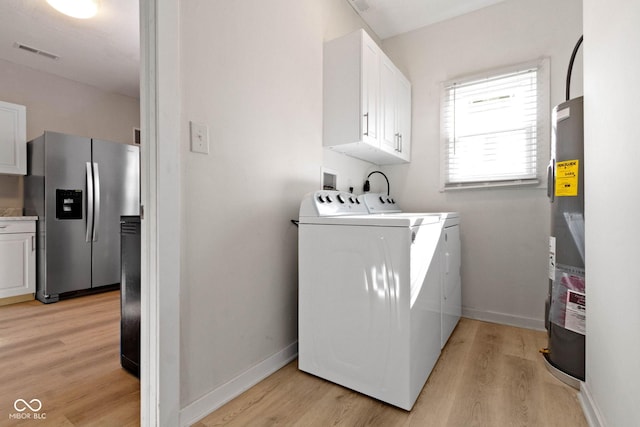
[441,179,541,192]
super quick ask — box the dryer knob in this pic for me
[317,195,325,203]
[326,195,333,203]
[337,194,345,203]
[379,196,385,204]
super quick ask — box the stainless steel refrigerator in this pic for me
[545,96,585,384]
[24,131,140,303]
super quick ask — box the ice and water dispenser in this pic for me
[55,189,83,220]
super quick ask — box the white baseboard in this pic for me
[179,341,298,427]
[579,382,606,427]
[462,306,545,331]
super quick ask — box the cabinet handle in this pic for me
[394,133,400,151]
[0,225,7,229]
[398,133,403,153]
[363,113,369,136]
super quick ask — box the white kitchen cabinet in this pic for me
[0,100,27,175]
[323,29,411,165]
[0,219,36,303]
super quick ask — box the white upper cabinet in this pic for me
[0,100,27,175]
[323,29,411,165]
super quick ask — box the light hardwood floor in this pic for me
[0,292,588,426]
[195,318,588,427]
[0,291,139,426]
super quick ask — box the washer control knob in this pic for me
[379,196,386,204]
[326,195,333,203]
[349,196,356,203]
[337,194,345,203]
[317,195,325,203]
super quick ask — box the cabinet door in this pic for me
[361,36,379,146]
[396,75,412,162]
[380,57,398,154]
[0,100,27,175]
[0,233,35,298]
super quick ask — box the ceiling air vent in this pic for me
[350,0,370,12]
[14,43,60,61]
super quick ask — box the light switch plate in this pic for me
[190,121,209,154]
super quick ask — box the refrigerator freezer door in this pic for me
[44,132,92,298]
[91,140,139,288]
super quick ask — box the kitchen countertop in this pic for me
[0,216,38,221]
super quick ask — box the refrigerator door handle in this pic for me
[92,162,100,242]
[547,159,555,202]
[86,162,94,242]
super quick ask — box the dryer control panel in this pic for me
[358,193,402,214]
[299,191,368,217]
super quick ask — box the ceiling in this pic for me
[0,0,506,100]
[348,0,507,39]
[0,0,139,98]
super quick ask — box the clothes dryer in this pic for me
[359,193,462,347]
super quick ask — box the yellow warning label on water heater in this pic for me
[555,160,579,197]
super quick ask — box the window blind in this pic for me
[442,66,540,188]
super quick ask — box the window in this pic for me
[441,59,549,190]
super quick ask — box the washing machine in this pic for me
[298,190,449,410]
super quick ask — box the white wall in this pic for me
[582,0,640,425]
[0,58,140,210]
[323,149,381,193]
[0,59,140,143]
[178,0,373,413]
[380,0,583,329]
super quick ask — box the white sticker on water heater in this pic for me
[548,236,556,281]
[565,290,586,335]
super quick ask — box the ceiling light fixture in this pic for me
[46,0,100,19]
